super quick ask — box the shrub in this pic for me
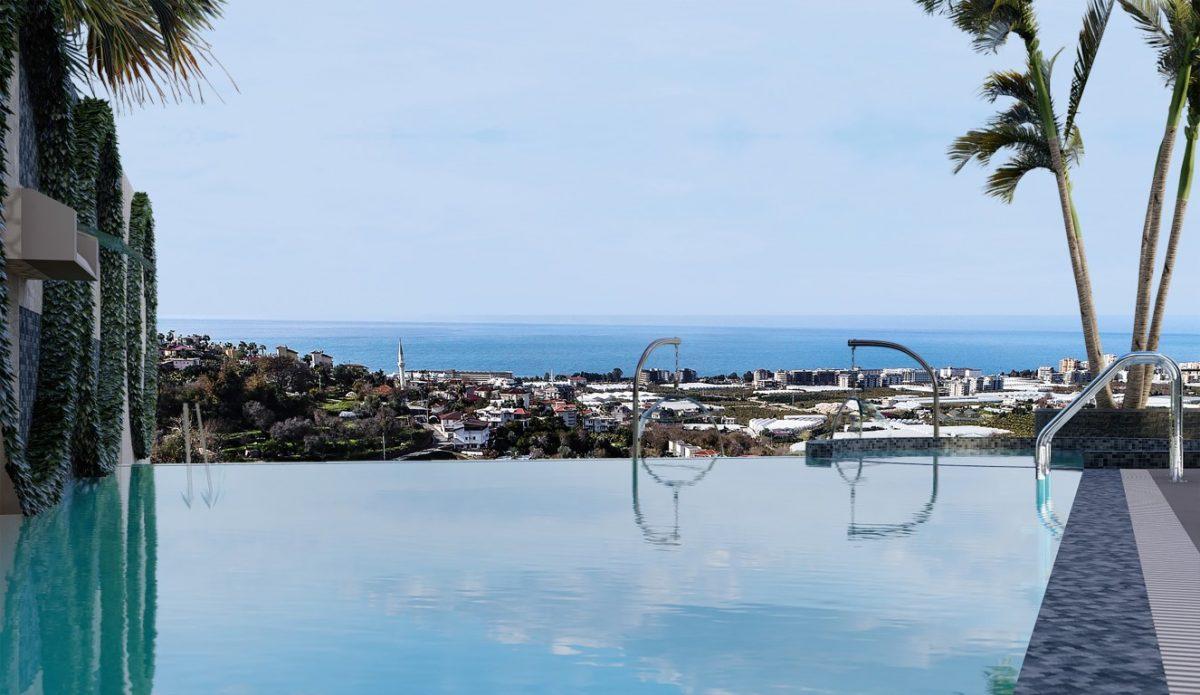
[269,417,312,443]
[242,400,276,431]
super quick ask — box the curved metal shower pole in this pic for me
[631,337,682,463]
[847,339,940,439]
[1036,351,1183,482]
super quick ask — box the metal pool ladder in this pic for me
[1035,351,1183,482]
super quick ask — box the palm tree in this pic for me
[917,0,1117,408]
[60,0,228,103]
[1144,74,1200,392]
[1121,0,1200,407]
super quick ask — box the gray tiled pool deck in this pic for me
[1150,468,1200,551]
[1017,468,1200,694]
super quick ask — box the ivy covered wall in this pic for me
[0,0,160,514]
[73,98,126,476]
[129,193,156,459]
[18,0,90,512]
[0,0,35,513]
[68,98,103,478]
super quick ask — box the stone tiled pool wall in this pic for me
[1034,408,1200,439]
[805,436,1199,468]
[805,436,1033,458]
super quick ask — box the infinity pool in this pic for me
[0,456,1078,693]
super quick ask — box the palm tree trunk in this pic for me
[1143,121,1197,403]
[1029,46,1116,409]
[1126,71,1190,408]
[1061,180,1115,409]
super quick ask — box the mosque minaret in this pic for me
[397,338,407,391]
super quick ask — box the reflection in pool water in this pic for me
[0,458,1077,693]
[832,457,939,539]
[631,457,719,546]
[0,468,157,694]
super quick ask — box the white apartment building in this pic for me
[309,350,333,369]
[1181,362,1200,385]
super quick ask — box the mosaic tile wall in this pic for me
[805,436,1035,458]
[18,306,39,441]
[1034,408,1200,439]
[805,435,1199,468]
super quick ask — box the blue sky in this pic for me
[114,1,1196,322]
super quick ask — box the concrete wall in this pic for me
[118,174,137,467]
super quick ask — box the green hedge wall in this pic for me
[0,0,159,511]
[21,0,91,511]
[95,111,126,474]
[0,0,38,513]
[68,101,101,477]
[132,194,157,456]
[126,196,146,458]
[72,98,125,476]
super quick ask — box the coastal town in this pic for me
[153,333,1200,462]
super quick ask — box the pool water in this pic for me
[0,456,1079,694]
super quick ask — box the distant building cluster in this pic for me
[638,368,696,385]
[746,366,1005,396]
[159,333,364,374]
[1033,353,1118,386]
[161,332,1200,459]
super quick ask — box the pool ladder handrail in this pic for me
[631,337,681,463]
[1035,351,1183,481]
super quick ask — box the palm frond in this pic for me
[981,69,1038,106]
[62,0,166,103]
[948,122,1048,173]
[994,101,1041,127]
[1066,0,1116,139]
[913,0,952,14]
[1120,0,1193,80]
[972,13,1018,52]
[1164,0,1195,40]
[1064,125,1086,167]
[1120,0,1172,47]
[145,0,224,78]
[993,0,1039,44]
[61,0,227,105]
[986,148,1052,201]
[914,0,1037,52]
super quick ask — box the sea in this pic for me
[160,315,1200,378]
